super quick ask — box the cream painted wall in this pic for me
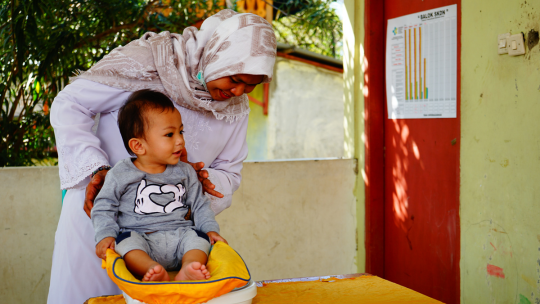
[246,57,346,161]
[265,58,345,160]
[218,159,358,281]
[461,1,540,304]
[0,167,61,304]
[343,0,366,273]
[0,159,357,303]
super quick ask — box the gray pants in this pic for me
[115,227,211,271]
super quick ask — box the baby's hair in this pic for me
[118,89,176,156]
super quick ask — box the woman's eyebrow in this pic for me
[233,76,261,85]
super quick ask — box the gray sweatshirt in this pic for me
[91,158,220,243]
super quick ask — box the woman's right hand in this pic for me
[84,169,109,218]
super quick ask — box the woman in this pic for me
[48,9,276,304]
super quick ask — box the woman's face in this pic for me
[206,74,264,101]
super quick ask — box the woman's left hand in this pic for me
[180,148,224,198]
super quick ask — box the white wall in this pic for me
[219,159,358,281]
[265,58,345,160]
[0,159,357,303]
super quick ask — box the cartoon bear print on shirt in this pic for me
[134,179,187,215]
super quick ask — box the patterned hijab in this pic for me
[73,9,277,122]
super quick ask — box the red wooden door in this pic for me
[382,1,461,303]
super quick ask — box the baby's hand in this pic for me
[96,237,116,259]
[207,231,228,245]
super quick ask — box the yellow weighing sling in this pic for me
[101,242,251,304]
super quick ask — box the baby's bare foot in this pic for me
[175,262,211,281]
[143,264,170,282]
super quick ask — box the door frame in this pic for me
[363,0,462,300]
[363,0,386,277]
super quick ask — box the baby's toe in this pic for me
[191,262,202,270]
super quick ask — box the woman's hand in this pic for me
[196,168,225,198]
[179,148,224,198]
[84,169,109,218]
[206,231,228,245]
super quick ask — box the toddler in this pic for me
[91,89,226,282]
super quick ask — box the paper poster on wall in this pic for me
[386,4,457,119]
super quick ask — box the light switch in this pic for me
[498,33,510,54]
[507,34,525,56]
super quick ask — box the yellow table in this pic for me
[253,274,443,304]
[86,274,443,304]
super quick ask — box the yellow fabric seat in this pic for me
[102,242,251,304]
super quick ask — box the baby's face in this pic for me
[142,108,185,166]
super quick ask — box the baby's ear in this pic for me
[129,138,145,155]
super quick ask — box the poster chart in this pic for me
[386,5,457,119]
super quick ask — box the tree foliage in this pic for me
[0,0,341,167]
[0,0,223,166]
[271,0,342,59]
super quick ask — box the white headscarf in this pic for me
[73,9,277,122]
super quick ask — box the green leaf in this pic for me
[0,0,230,166]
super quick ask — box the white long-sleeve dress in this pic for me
[47,79,248,304]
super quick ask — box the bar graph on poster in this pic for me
[386,5,457,119]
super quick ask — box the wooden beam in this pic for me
[266,0,273,23]
[277,52,344,73]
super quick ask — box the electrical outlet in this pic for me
[498,33,510,54]
[507,34,526,56]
